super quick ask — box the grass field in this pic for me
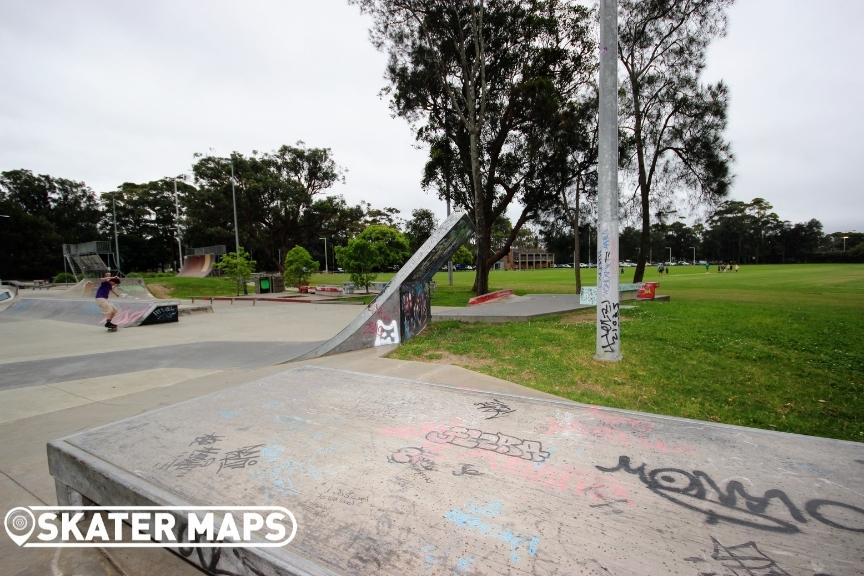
[391,264,864,442]
[138,264,864,441]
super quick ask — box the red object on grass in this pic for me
[637,282,658,300]
[468,289,514,306]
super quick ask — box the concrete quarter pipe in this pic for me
[178,254,215,277]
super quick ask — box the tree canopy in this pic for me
[355,0,596,294]
[618,0,735,281]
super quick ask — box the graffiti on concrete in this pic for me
[374,319,400,346]
[474,398,516,420]
[598,299,619,353]
[597,455,864,534]
[452,463,484,478]
[426,426,550,463]
[157,435,264,478]
[400,281,431,341]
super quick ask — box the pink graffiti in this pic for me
[545,410,694,455]
[107,308,148,327]
[383,422,631,503]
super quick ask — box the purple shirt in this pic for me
[95,281,112,299]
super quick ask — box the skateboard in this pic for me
[107,325,118,332]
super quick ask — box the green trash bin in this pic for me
[259,277,271,294]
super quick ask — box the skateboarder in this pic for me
[96,274,122,331]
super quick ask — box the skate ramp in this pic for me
[297,211,473,359]
[47,366,864,576]
[60,278,157,300]
[0,285,16,303]
[1,297,178,327]
[177,253,214,277]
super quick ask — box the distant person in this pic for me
[705,262,710,272]
[96,273,122,332]
[658,263,664,274]
[734,263,740,272]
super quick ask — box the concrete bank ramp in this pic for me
[48,366,864,575]
[297,211,474,359]
[1,297,178,327]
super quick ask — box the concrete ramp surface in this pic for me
[1,297,178,327]
[178,253,215,277]
[299,211,473,359]
[48,366,864,575]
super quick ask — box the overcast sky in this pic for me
[1,0,861,233]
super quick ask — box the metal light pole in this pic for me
[690,246,695,264]
[666,247,672,264]
[110,192,121,273]
[229,159,240,253]
[842,236,849,253]
[320,237,329,273]
[173,179,184,268]
[595,0,621,361]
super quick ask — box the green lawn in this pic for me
[391,264,864,442]
[137,264,864,440]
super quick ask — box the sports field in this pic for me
[392,264,864,442]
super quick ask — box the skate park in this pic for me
[3,0,864,574]
[1,214,862,576]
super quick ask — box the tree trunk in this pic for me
[572,196,582,294]
[630,74,651,284]
[467,108,489,295]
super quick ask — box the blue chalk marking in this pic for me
[444,509,492,535]
[218,408,239,420]
[445,501,540,566]
[454,555,474,574]
[466,500,503,518]
[261,444,284,461]
[421,544,439,568]
[528,536,540,556]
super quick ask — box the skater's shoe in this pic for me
[104,320,113,327]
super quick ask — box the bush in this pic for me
[283,246,319,288]
[53,272,77,283]
[335,238,380,293]
[215,249,256,295]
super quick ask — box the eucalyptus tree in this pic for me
[618,0,734,282]
[354,0,595,294]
